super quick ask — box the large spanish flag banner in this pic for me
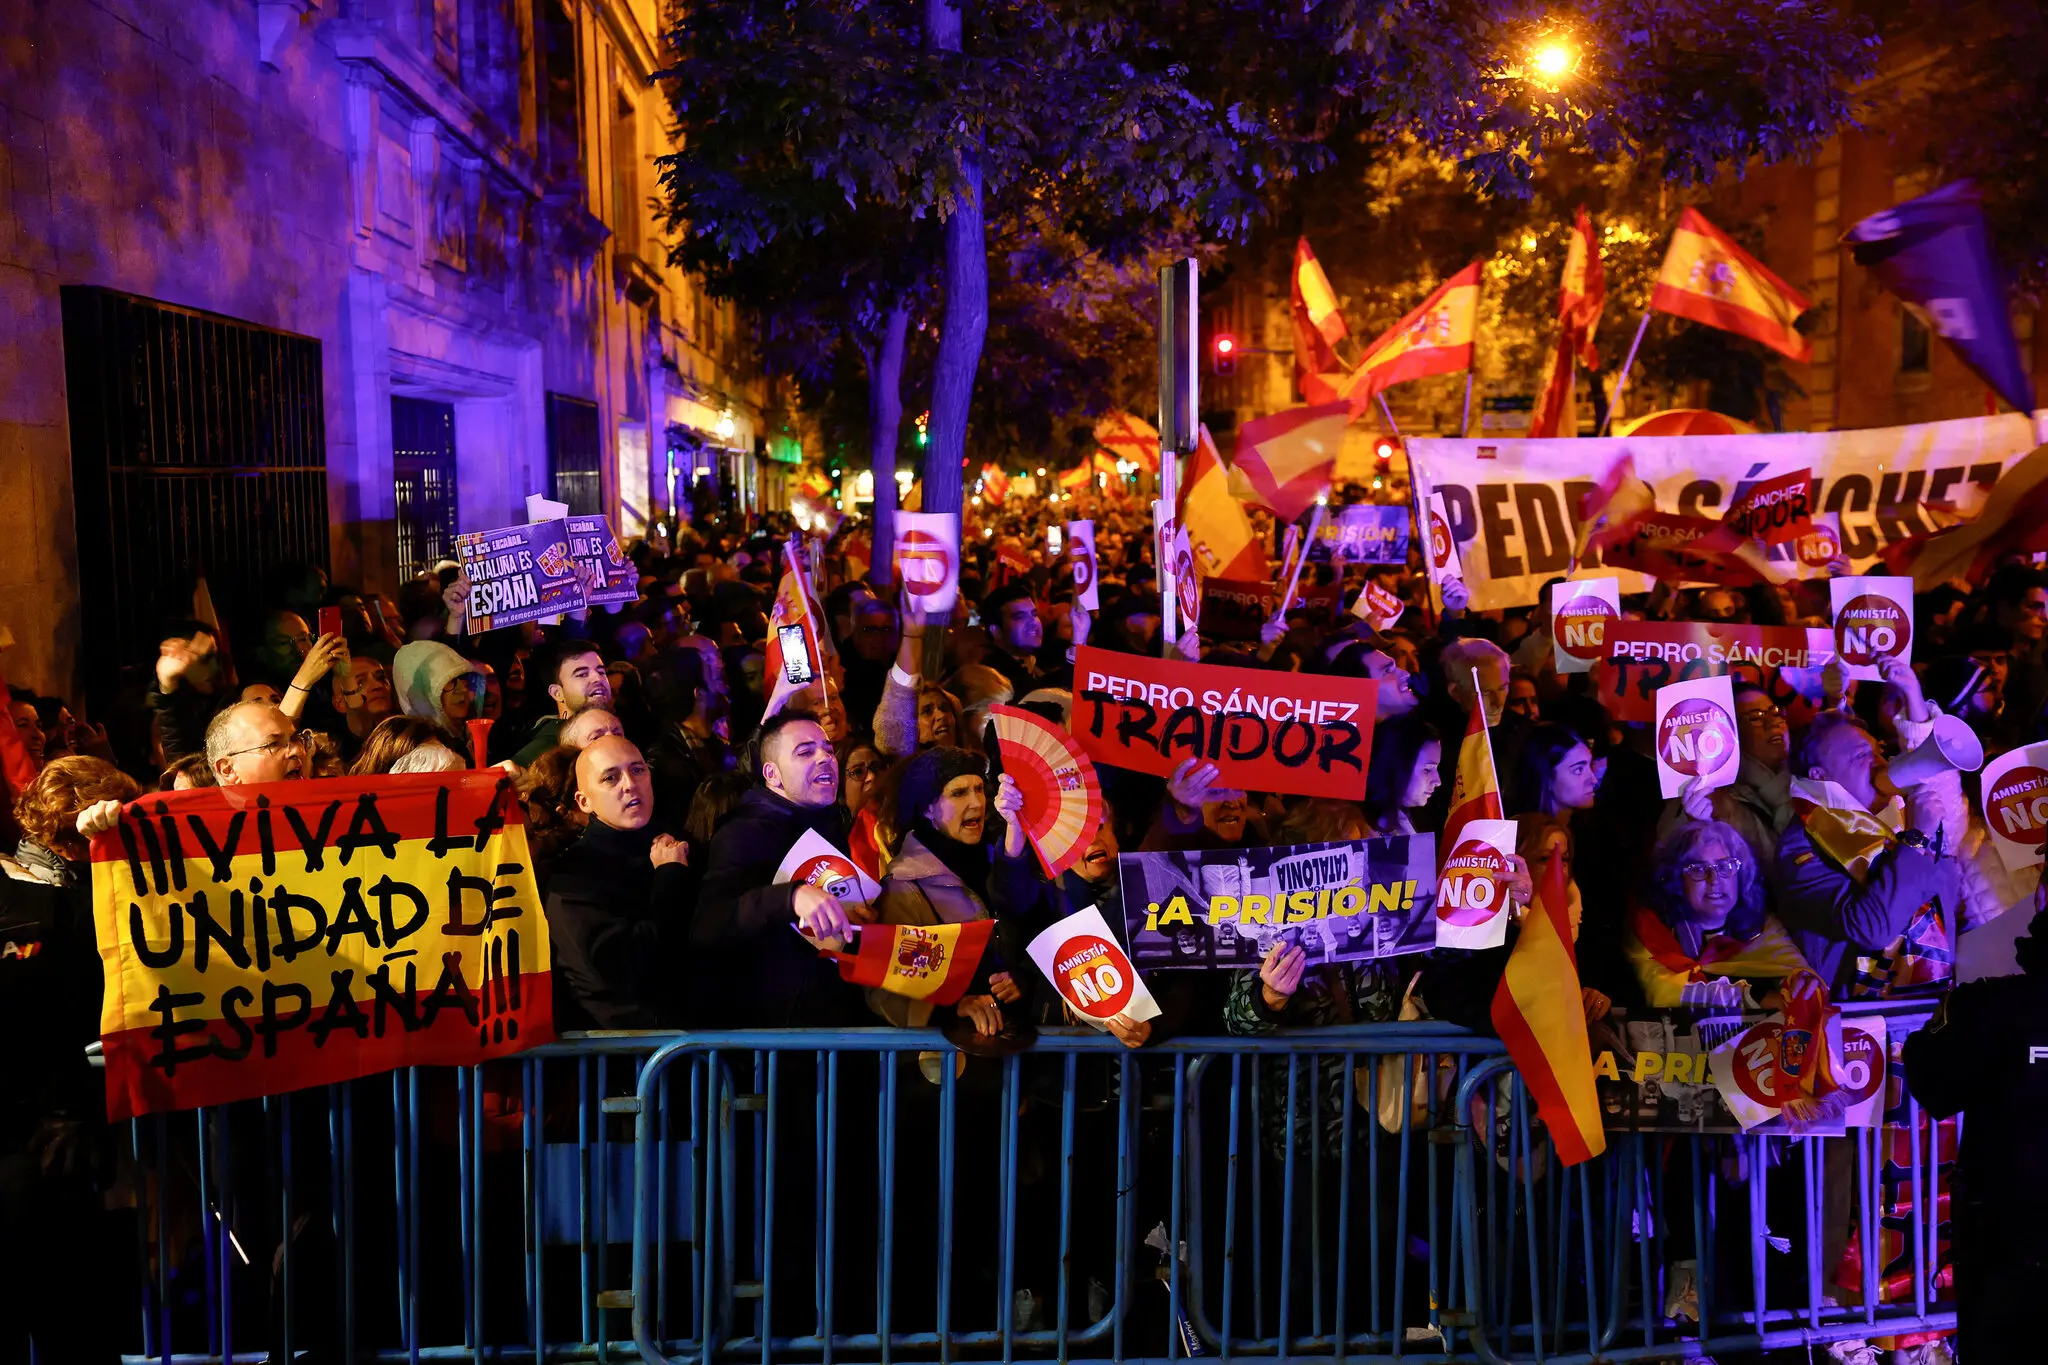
[1311,263,1482,416]
[1292,237,1348,393]
[1651,207,1811,362]
[1228,402,1347,523]
[90,772,553,1120]
[1490,847,1606,1166]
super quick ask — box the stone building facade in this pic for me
[0,0,796,698]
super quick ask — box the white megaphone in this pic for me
[1889,713,1985,789]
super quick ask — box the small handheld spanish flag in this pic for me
[1441,680,1504,861]
[1651,208,1811,362]
[820,921,993,1006]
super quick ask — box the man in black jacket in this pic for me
[689,713,865,1026]
[543,735,689,1030]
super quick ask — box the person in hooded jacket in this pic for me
[391,640,486,759]
[689,712,866,1027]
[869,746,1046,1033]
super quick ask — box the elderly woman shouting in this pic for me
[869,747,1047,1035]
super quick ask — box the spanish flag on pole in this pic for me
[763,540,833,720]
[1227,402,1347,523]
[1094,412,1161,471]
[1651,207,1811,362]
[1311,263,1482,416]
[1491,848,1606,1166]
[1440,695,1503,859]
[1179,426,1269,583]
[1529,209,1607,439]
[1292,237,1348,393]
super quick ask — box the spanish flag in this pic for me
[1651,207,1811,362]
[824,920,992,1006]
[1529,209,1607,439]
[981,464,1010,505]
[1227,402,1347,523]
[763,540,835,719]
[1490,845,1606,1166]
[1292,237,1348,393]
[1440,697,1502,859]
[1179,427,1269,583]
[1311,263,1482,416]
[1058,464,1093,491]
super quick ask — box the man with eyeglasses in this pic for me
[202,702,312,786]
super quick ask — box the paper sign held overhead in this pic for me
[566,514,638,606]
[456,519,586,633]
[894,512,961,616]
[1653,675,1740,799]
[1065,521,1100,611]
[1550,578,1621,675]
[1829,576,1914,681]
[1724,469,1813,544]
[1435,817,1517,949]
[1424,492,1463,589]
[1025,906,1160,1029]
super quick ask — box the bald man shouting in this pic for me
[541,735,689,1030]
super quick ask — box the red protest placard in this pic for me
[1072,645,1375,799]
[1592,621,1837,723]
[1724,470,1814,544]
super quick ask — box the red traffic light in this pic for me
[1211,333,1238,375]
[1375,438,1398,462]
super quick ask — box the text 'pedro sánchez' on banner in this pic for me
[90,772,554,1120]
[1071,645,1376,800]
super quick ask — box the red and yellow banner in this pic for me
[825,921,992,1004]
[1651,207,1811,361]
[91,773,554,1120]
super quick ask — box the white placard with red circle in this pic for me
[1066,520,1100,611]
[1792,512,1843,569]
[1828,575,1914,682]
[894,511,961,615]
[1026,905,1161,1029]
[1549,577,1621,675]
[773,828,884,911]
[1434,817,1518,949]
[1653,675,1741,799]
[1425,493,1463,588]
[1979,741,2048,873]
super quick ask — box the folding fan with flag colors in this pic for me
[987,703,1103,877]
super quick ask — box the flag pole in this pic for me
[1277,503,1326,619]
[1460,371,1475,437]
[1378,390,1437,629]
[1596,313,1652,437]
[1471,666,1504,798]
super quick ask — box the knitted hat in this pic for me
[896,745,987,829]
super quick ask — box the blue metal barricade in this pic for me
[107,1012,1956,1364]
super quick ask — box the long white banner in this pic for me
[1407,413,2043,610]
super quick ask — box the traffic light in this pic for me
[1211,333,1237,375]
[1375,436,1399,464]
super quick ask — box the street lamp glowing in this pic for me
[1532,41,1573,79]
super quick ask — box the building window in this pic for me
[537,0,579,182]
[1901,308,1932,374]
[547,392,603,515]
[392,397,460,577]
[611,91,640,259]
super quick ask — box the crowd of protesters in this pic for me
[6,486,2047,1364]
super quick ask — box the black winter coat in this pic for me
[542,820,690,1030]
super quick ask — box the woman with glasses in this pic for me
[1625,819,1817,1010]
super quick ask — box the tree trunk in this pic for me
[866,302,909,587]
[921,0,985,520]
